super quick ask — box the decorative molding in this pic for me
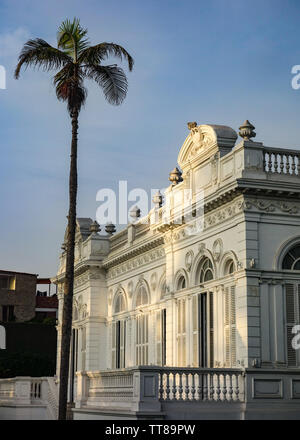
[244,199,300,214]
[107,247,165,280]
[150,272,157,291]
[212,238,223,262]
[103,237,164,269]
[185,250,194,272]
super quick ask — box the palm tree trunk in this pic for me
[58,109,78,420]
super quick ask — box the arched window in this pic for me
[114,293,126,314]
[161,280,167,298]
[224,259,235,275]
[282,244,300,270]
[198,257,214,283]
[135,284,149,307]
[177,275,186,290]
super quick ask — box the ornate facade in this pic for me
[52,122,300,419]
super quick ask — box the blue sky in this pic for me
[1,0,300,276]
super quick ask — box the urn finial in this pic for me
[89,220,100,234]
[105,222,116,235]
[169,167,183,185]
[152,190,163,208]
[129,205,141,220]
[239,120,256,141]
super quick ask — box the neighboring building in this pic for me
[2,121,300,419]
[0,272,58,323]
[35,278,58,321]
[0,270,37,322]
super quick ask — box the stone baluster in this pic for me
[185,373,189,400]
[191,373,196,401]
[178,372,183,400]
[286,155,291,174]
[172,373,177,400]
[209,373,214,401]
[165,372,170,401]
[222,374,227,401]
[292,155,296,175]
[297,155,300,175]
[203,374,208,401]
[159,372,164,400]
[274,154,279,173]
[268,153,272,172]
[197,373,203,400]
[235,374,240,401]
[216,373,221,401]
[228,373,233,402]
[280,154,284,174]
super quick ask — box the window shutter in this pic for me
[224,286,236,367]
[136,314,149,365]
[230,286,236,366]
[111,322,116,368]
[209,292,214,368]
[119,320,126,368]
[177,299,186,366]
[286,283,297,366]
[224,287,230,366]
[192,295,198,367]
[156,310,162,365]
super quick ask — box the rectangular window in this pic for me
[156,309,166,365]
[0,276,15,290]
[224,285,236,367]
[2,305,14,322]
[111,321,126,369]
[136,314,149,365]
[192,293,213,367]
[285,283,300,366]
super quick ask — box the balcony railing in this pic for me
[263,148,300,176]
[159,367,243,402]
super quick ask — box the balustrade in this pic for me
[264,150,299,176]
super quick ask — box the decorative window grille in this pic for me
[198,258,214,283]
[224,285,236,367]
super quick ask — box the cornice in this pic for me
[103,236,164,269]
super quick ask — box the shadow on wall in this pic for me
[0,322,57,378]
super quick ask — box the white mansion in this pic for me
[1,120,300,420]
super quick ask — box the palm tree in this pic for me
[15,18,133,420]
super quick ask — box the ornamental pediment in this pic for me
[178,123,237,169]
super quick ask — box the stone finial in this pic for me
[169,167,183,185]
[105,222,116,235]
[129,205,141,220]
[187,121,197,130]
[89,220,100,234]
[152,190,163,208]
[239,120,256,141]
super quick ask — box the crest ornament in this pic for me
[185,250,194,272]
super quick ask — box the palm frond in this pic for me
[57,18,89,59]
[15,39,71,79]
[79,43,134,71]
[84,64,128,105]
[54,64,87,114]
